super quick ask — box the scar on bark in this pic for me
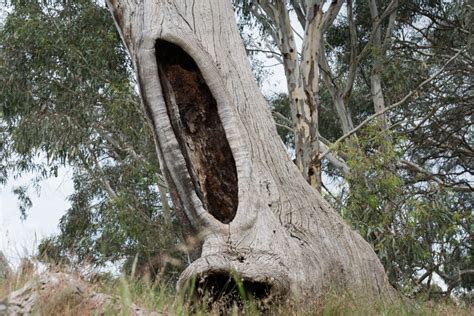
[155,40,238,224]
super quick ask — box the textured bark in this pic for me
[1,272,160,315]
[106,0,396,302]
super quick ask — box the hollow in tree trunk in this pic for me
[106,0,396,302]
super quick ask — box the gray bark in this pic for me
[369,0,398,129]
[106,0,396,302]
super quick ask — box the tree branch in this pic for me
[321,0,344,32]
[290,0,306,28]
[356,0,399,63]
[382,0,398,53]
[319,49,464,161]
[319,141,350,176]
[399,159,473,192]
[272,110,293,126]
[343,0,358,100]
[275,122,295,133]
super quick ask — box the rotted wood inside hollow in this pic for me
[156,40,238,224]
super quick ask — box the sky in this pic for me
[0,168,74,267]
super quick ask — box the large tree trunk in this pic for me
[106,0,395,302]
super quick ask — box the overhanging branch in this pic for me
[319,49,464,161]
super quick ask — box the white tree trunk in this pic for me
[369,0,398,129]
[251,0,323,189]
[106,0,396,302]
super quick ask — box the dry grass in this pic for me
[0,260,36,298]
[0,259,472,315]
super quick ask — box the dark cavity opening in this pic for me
[155,40,238,224]
[194,273,274,312]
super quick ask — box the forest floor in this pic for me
[0,259,472,315]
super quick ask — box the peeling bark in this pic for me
[106,0,396,303]
[251,0,325,189]
[298,1,324,190]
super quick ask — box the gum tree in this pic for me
[105,0,395,301]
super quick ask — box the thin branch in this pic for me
[319,49,464,160]
[343,0,358,100]
[400,159,473,192]
[408,105,439,132]
[321,0,344,32]
[79,153,118,200]
[290,0,306,28]
[291,25,304,41]
[275,122,295,133]
[246,48,282,57]
[272,110,293,126]
[264,42,284,63]
[261,62,284,68]
[318,47,340,95]
[356,0,398,63]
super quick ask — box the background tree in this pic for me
[0,0,184,280]
[235,0,473,298]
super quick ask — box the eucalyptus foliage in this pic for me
[1,0,184,279]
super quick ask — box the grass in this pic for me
[0,259,472,315]
[0,261,36,298]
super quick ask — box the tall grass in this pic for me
[0,259,472,315]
